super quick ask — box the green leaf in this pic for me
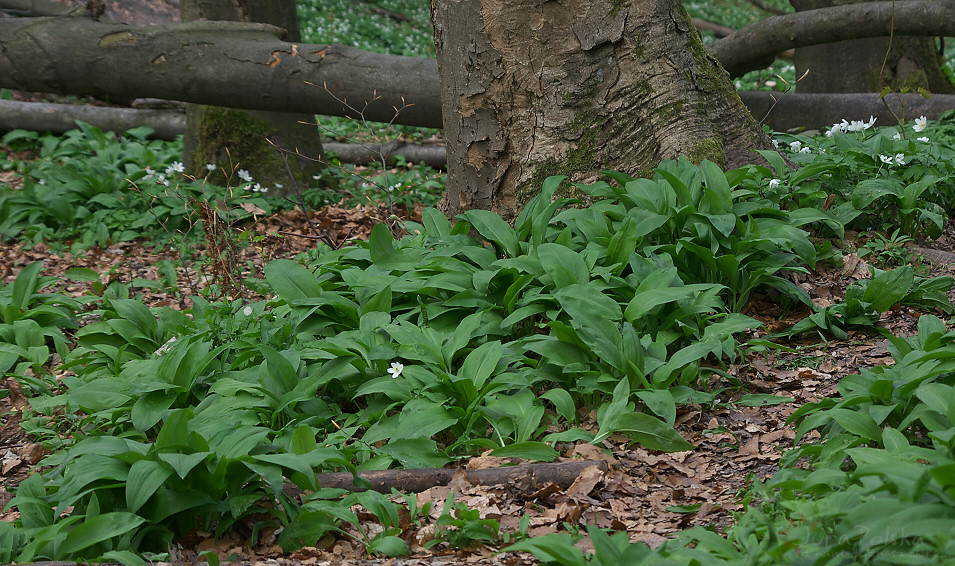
[556,284,622,323]
[537,243,589,288]
[368,222,397,266]
[541,388,576,422]
[378,438,450,468]
[507,534,587,566]
[863,267,914,312]
[102,550,147,566]
[458,340,503,391]
[367,535,409,557]
[735,394,794,407]
[11,261,42,311]
[490,441,559,461]
[126,459,172,513]
[459,209,521,258]
[64,267,102,282]
[60,512,146,554]
[422,207,451,237]
[609,412,695,452]
[265,259,323,302]
[634,390,676,426]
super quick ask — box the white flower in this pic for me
[274,183,283,189]
[157,173,169,186]
[879,155,894,164]
[387,361,404,378]
[848,120,865,132]
[237,169,253,183]
[799,147,811,154]
[166,161,185,175]
[864,116,877,129]
[771,139,780,148]
[206,163,217,171]
[242,305,253,316]
[768,179,780,189]
[917,136,930,143]
[913,116,927,132]
[895,153,906,166]
[788,141,801,152]
[892,132,902,140]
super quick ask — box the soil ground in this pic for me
[2,2,955,564]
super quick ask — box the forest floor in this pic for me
[2,2,955,565]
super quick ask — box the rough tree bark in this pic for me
[431,0,774,222]
[789,0,954,94]
[180,0,323,193]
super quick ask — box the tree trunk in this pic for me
[180,0,322,194]
[790,0,954,94]
[431,0,774,222]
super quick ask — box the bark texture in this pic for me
[180,0,322,193]
[790,0,954,94]
[0,99,186,139]
[432,0,773,221]
[0,17,444,128]
[711,0,955,78]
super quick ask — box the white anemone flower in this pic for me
[387,362,404,378]
[913,116,928,132]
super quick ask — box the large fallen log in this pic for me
[1,4,953,129]
[0,18,444,128]
[711,1,955,78]
[0,99,186,139]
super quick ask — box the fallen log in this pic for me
[711,1,955,78]
[284,460,609,496]
[739,91,955,132]
[2,4,953,130]
[0,99,186,139]
[322,141,447,169]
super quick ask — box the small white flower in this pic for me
[274,183,283,189]
[768,179,781,189]
[913,116,927,132]
[157,173,169,186]
[864,116,877,129]
[895,153,906,166]
[917,136,930,143]
[387,361,404,378]
[799,147,811,154]
[251,183,262,192]
[879,155,894,164]
[167,161,185,175]
[764,80,777,88]
[771,139,780,148]
[848,120,865,132]
[206,163,217,171]
[892,132,902,140]
[789,141,802,152]
[242,305,253,316]
[237,169,253,183]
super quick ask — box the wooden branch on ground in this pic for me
[746,0,787,16]
[284,460,609,497]
[322,141,447,168]
[738,91,955,132]
[0,99,186,139]
[712,1,955,77]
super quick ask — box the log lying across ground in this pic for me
[1,2,953,129]
[283,460,610,496]
[4,93,952,147]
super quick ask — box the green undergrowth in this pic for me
[0,122,445,253]
[2,126,955,560]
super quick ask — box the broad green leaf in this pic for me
[556,284,622,323]
[458,340,503,391]
[507,534,588,566]
[60,512,146,554]
[11,261,42,311]
[421,207,451,237]
[265,259,323,302]
[459,209,521,258]
[378,438,450,468]
[490,441,559,461]
[735,394,794,407]
[537,243,589,288]
[610,412,696,452]
[541,388,576,422]
[64,267,102,282]
[863,267,914,312]
[829,408,882,441]
[126,459,173,513]
[368,222,396,266]
[102,550,147,566]
[635,389,676,426]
